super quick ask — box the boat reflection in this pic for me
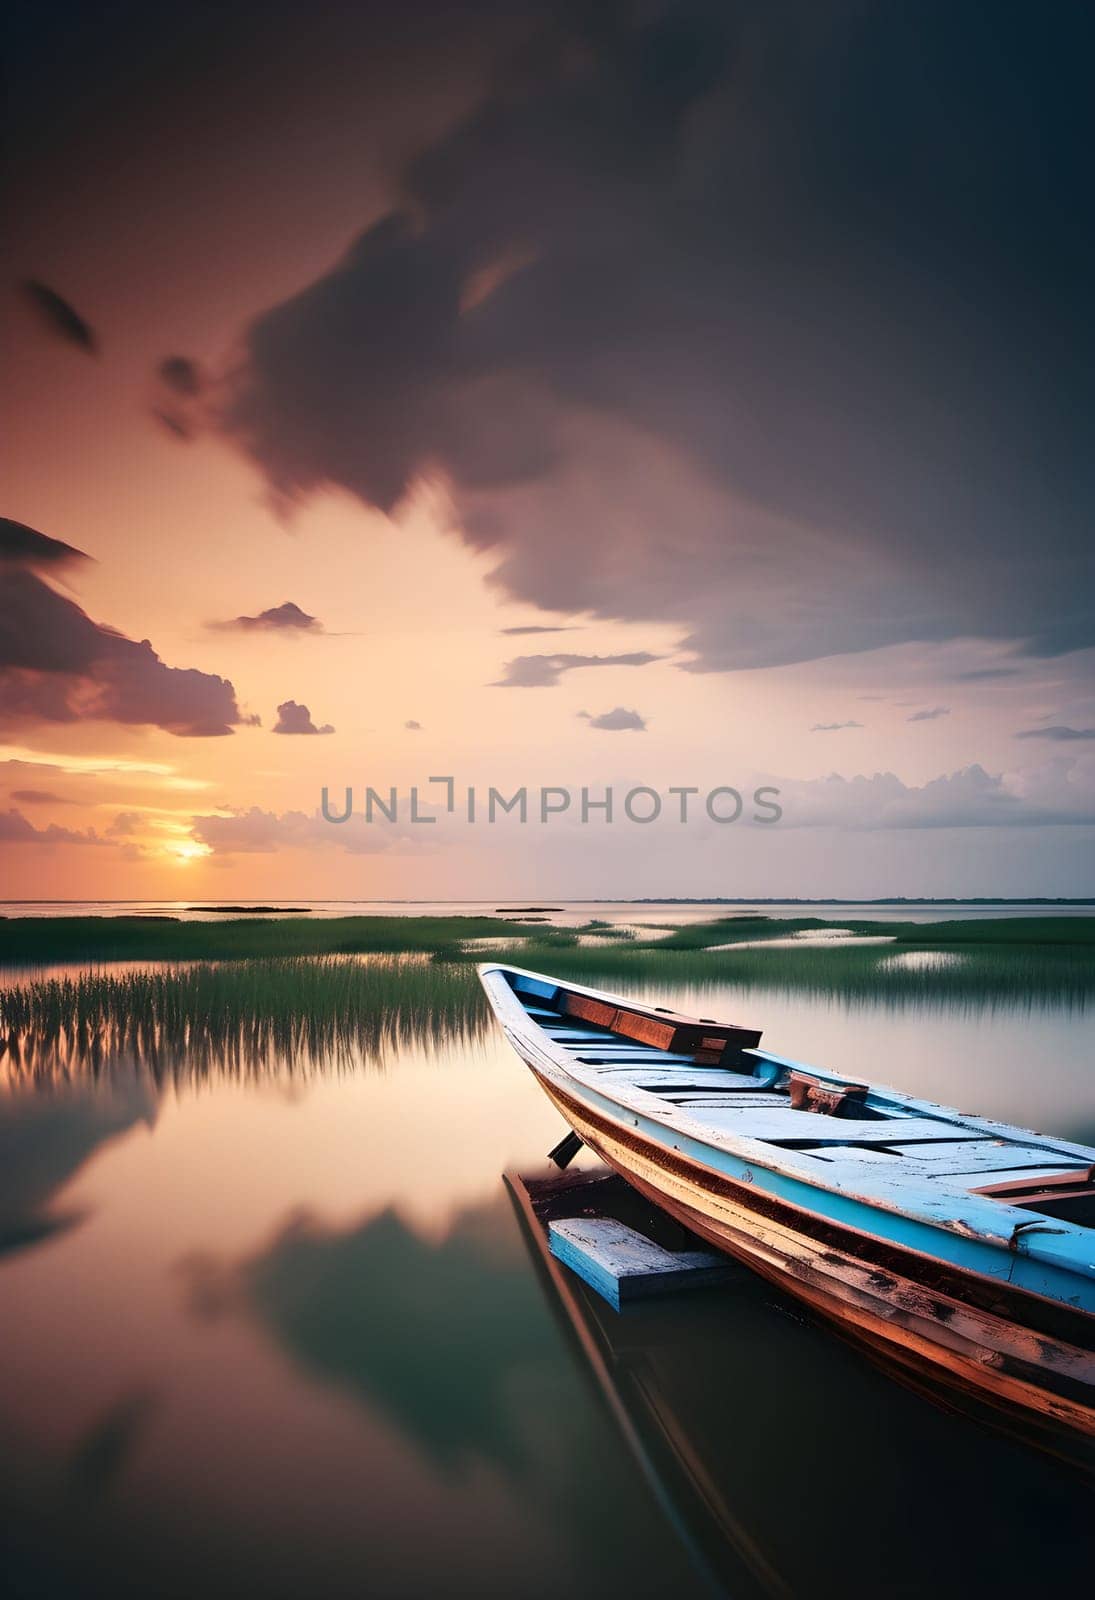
[507,1167,1093,1600]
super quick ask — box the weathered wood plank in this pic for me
[886,1140,1089,1176]
[562,991,761,1057]
[556,1042,697,1060]
[588,1067,780,1090]
[547,1216,736,1310]
[686,1109,980,1145]
[558,1056,700,1072]
[662,1093,788,1109]
[804,1144,902,1164]
[511,974,560,1002]
[964,1165,1095,1190]
[543,1029,620,1041]
[659,1069,778,1091]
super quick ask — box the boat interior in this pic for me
[502,970,1095,1228]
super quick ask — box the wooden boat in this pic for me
[480,964,1095,1444]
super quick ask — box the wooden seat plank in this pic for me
[684,1109,975,1145]
[662,1093,788,1109]
[885,1140,1088,1175]
[564,1046,698,1063]
[802,1144,901,1164]
[588,1066,776,1090]
[963,1165,1094,1190]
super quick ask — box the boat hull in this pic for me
[532,1069,1095,1446]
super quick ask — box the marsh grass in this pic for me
[649,914,1095,951]
[0,956,487,1087]
[1,917,1090,1090]
[0,914,550,967]
[2,911,1091,966]
[484,937,1094,1011]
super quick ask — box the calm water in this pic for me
[2,969,1092,1598]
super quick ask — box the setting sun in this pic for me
[162,837,212,865]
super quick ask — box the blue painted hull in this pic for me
[480,963,1095,1442]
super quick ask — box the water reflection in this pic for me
[4,1187,701,1600]
[0,1080,154,1258]
[180,1198,559,1474]
[65,1389,158,1502]
[1,957,1092,1599]
[512,1173,1092,1598]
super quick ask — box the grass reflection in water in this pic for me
[0,956,488,1087]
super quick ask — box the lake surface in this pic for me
[2,967,1092,1598]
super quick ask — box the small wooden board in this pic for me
[548,1216,736,1311]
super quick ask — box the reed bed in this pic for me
[0,956,487,1088]
[649,914,1095,951]
[467,934,1095,1011]
[1,922,1089,1092]
[2,910,1090,968]
[0,914,549,967]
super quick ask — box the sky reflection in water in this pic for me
[1,967,1092,1599]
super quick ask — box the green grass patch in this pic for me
[0,914,550,966]
[2,911,1092,967]
[476,923,1095,1009]
[647,914,1095,950]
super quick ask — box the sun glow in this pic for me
[162,838,213,865]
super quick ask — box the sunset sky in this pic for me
[3,1,1093,899]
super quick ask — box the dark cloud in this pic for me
[214,3,1095,673]
[152,355,208,441]
[105,812,142,837]
[953,667,1021,682]
[499,624,578,636]
[0,807,102,845]
[271,699,333,734]
[20,279,97,353]
[579,706,646,731]
[1015,725,1095,742]
[907,706,950,722]
[9,788,71,804]
[810,720,863,733]
[0,516,88,571]
[492,650,660,688]
[404,719,422,730]
[157,356,204,398]
[0,519,249,736]
[211,601,321,633]
[152,409,194,441]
